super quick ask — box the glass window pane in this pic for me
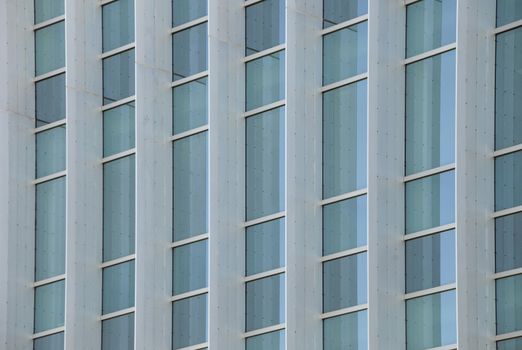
[36,73,66,126]
[245,51,285,111]
[35,0,64,24]
[102,261,135,314]
[245,0,285,55]
[246,330,285,350]
[406,290,456,350]
[406,0,456,58]
[323,195,367,256]
[36,126,66,178]
[495,151,522,211]
[172,0,207,27]
[246,218,285,276]
[323,80,367,198]
[103,49,135,105]
[323,22,367,86]
[495,27,522,150]
[102,313,134,350]
[103,103,135,157]
[172,294,208,349]
[406,230,456,293]
[102,0,134,52]
[34,280,65,333]
[323,310,367,350]
[323,0,367,28]
[172,23,207,81]
[34,332,64,350]
[103,155,135,261]
[173,240,208,295]
[173,132,208,241]
[497,274,522,335]
[323,252,367,313]
[497,0,522,27]
[246,274,285,331]
[498,337,522,350]
[35,21,65,76]
[496,212,522,272]
[35,177,66,281]
[173,77,208,135]
[246,107,285,221]
[405,171,455,234]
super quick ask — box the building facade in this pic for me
[0,0,521,349]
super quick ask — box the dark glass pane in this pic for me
[497,0,522,27]
[102,0,134,52]
[103,49,135,105]
[172,77,207,135]
[103,103,135,157]
[34,280,65,333]
[34,332,64,350]
[35,21,65,76]
[323,310,367,350]
[246,218,285,276]
[35,0,64,24]
[172,23,207,81]
[102,313,134,350]
[173,240,208,295]
[497,337,522,350]
[496,212,522,272]
[102,261,135,314]
[245,0,285,55]
[36,73,66,126]
[246,274,285,331]
[496,274,522,335]
[323,0,367,28]
[245,51,285,111]
[36,126,66,178]
[495,151,522,211]
[172,294,208,349]
[246,330,285,350]
[173,0,207,27]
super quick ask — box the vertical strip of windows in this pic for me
[404,1,457,350]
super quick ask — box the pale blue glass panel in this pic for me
[495,27,522,150]
[35,21,65,76]
[246,107,285,221]
[35,177,65,281]
[323,22,367,85]
[406,290,456,350]
[172,77,207,135]
[103,155,135,261]
[406,51,455,175]
[172,23,207,81]
[245,0,285,55]
[323,310,367,350]
[498,337,522,350]
[102,0,134,52]
[102,313,134,350]
[406,230,455,293]
[405,171,455,234]
[406,0,456,57]
[497,274,522,334]
[34,280,65,333]
[35,0,64,24]
[495,151,522,211]
[323,195,367,255]
[245,51,285,111]
[496,212,522,272]
[34,332,64,350]
[103,49,135,105]
[103,103,135,157]
[36,126,66,178]
[246,218,285,276]
[172,294,208,349]
[246,330,285,350]
[173,0,207,27]
[497,0,522,27]
[36,73,65,126]
[173,240,208,295]
[323,80,367,198]
[173,132,208,241]
[323,252,367,313]
[323,0,368,28]
[246,274,285,331]
[102,260,135,314]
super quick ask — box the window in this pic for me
[172,23,208,81]
[497,0,522,26]
[102,261,135,314]
[36,73,66,126]
[245,0,285,55]
[34,280,65,333]
[246,274,285,331]
[497,337,522,350]
[323,310,367,350]
[323,0,367,28]
[172,294,208,349]
[103,103,135,157]
[172,240,208,295]
[102,0,134,53]
[35,0,64,24]
[245,51,285,111]
[102,313,134,350]
[36,126,66,178]
[34,332,64,350]
[103,49,135,105]
[172,77,208,135]
[495,151,522,211]
[496,212,522,272]
[246,218,285,276]
[496,274,522,335]
[246,330,285,350]
[35,21,65,76]
[172,0,207,27]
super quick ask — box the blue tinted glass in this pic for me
[245,51,285,111]
[102,313,134,350]
[246,330,285,350]
[172,294,208,349]
[35,0,64,24]
[34,280,65,333]
[36,126,66,178]
[498,337,522,350]
[495,151,522,211]
[323,310,367,350]
[36,73,66,126]
[35,21,65,76]
[103,49,135,105]
[246,274,285,331]
[246,218,285,276]
[173,240,208,295]
[172,77,207,135]
[496,212,522,272]
[102,0,134,52]
[103,103,135,157]
[173,0,207,27]
[497,0,522,27]
[172,23,207,81]
[496,274,522,335]
[34,332,64,350]
[245,0,285,55]
[323,0,368,28]
[102,261,135,314]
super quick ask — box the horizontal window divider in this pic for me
[170,288,209,302]
[404,43,456,66]
[425,345,457,350]
[493,143,522,158]
[175,343,210,350]
[34,67,66,83]
[101,148,136,164]
[404,0,423,6]
[171,71,209,88]
[245,211,286,228]
[404,163,455,183]
[320,14,369,36]
[244,267,285,283]
[320,188,367,206]
[170,125,209,142]
[321,73,368,93]
[494,19,522,35]
[320,303,368,320]
[171,233,209,248]
[493,205,522,219]
[244,323,285,339]
[33,171,66,185]
[32,326,65,340]
[100,0,119,7]
[404,223,456,241]
[321,246,368,263]
[33,274,66,288]
[100,254,136,269]
[493,267,522,281]
[33,15,65,31]
[34,119,66,134]
[244,100,286,119]
[494,329,522,342]
[171,16,209,34]
[100,43,136,60]
[101,95,136,112]
[244,0,264,8]
[100,307,135,321]
[244,44,286,63]
[404,283,456,300]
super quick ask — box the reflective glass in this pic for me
[496,212,522,272]
[173,0,207,27]
[495,28,522,150]
[35,0,64,24]
[35,21,65,76]
[172,294,208,349]
[406,0,456,58]
[406,51,455,175]
[36,73,66,126]
[246,218,285,276]
[323,0,368,28]
[323,252,367,313]
[245,51,285,111]
[498,337,522,350]
[102,260,135,314]
[246,330,285,350]
[103,103,135,157]
[323,22,367,86]
[406,290,456,350]
[102,313,134,350]
[323,195,367,256]
[103,155,135,261]
[35,177,65,281]
[173,240,208,295]
[496,274,522,335]
[246,274,285,331]
[497,0,522,27]
[102,0,134,52]
[34,280,65,333]
[34,332,64,350]
[103,49,135,105]
[173,132,208,241]
[172,23,207,81]
[246,107,285,221]
[323,80,367,198]
[406,230,455,293]
[323,310,367,350]
[405,171,455,234]
[245,0,285,55]
[495,151,522,211]
[36,126,66,178]
[173,77,207,135]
